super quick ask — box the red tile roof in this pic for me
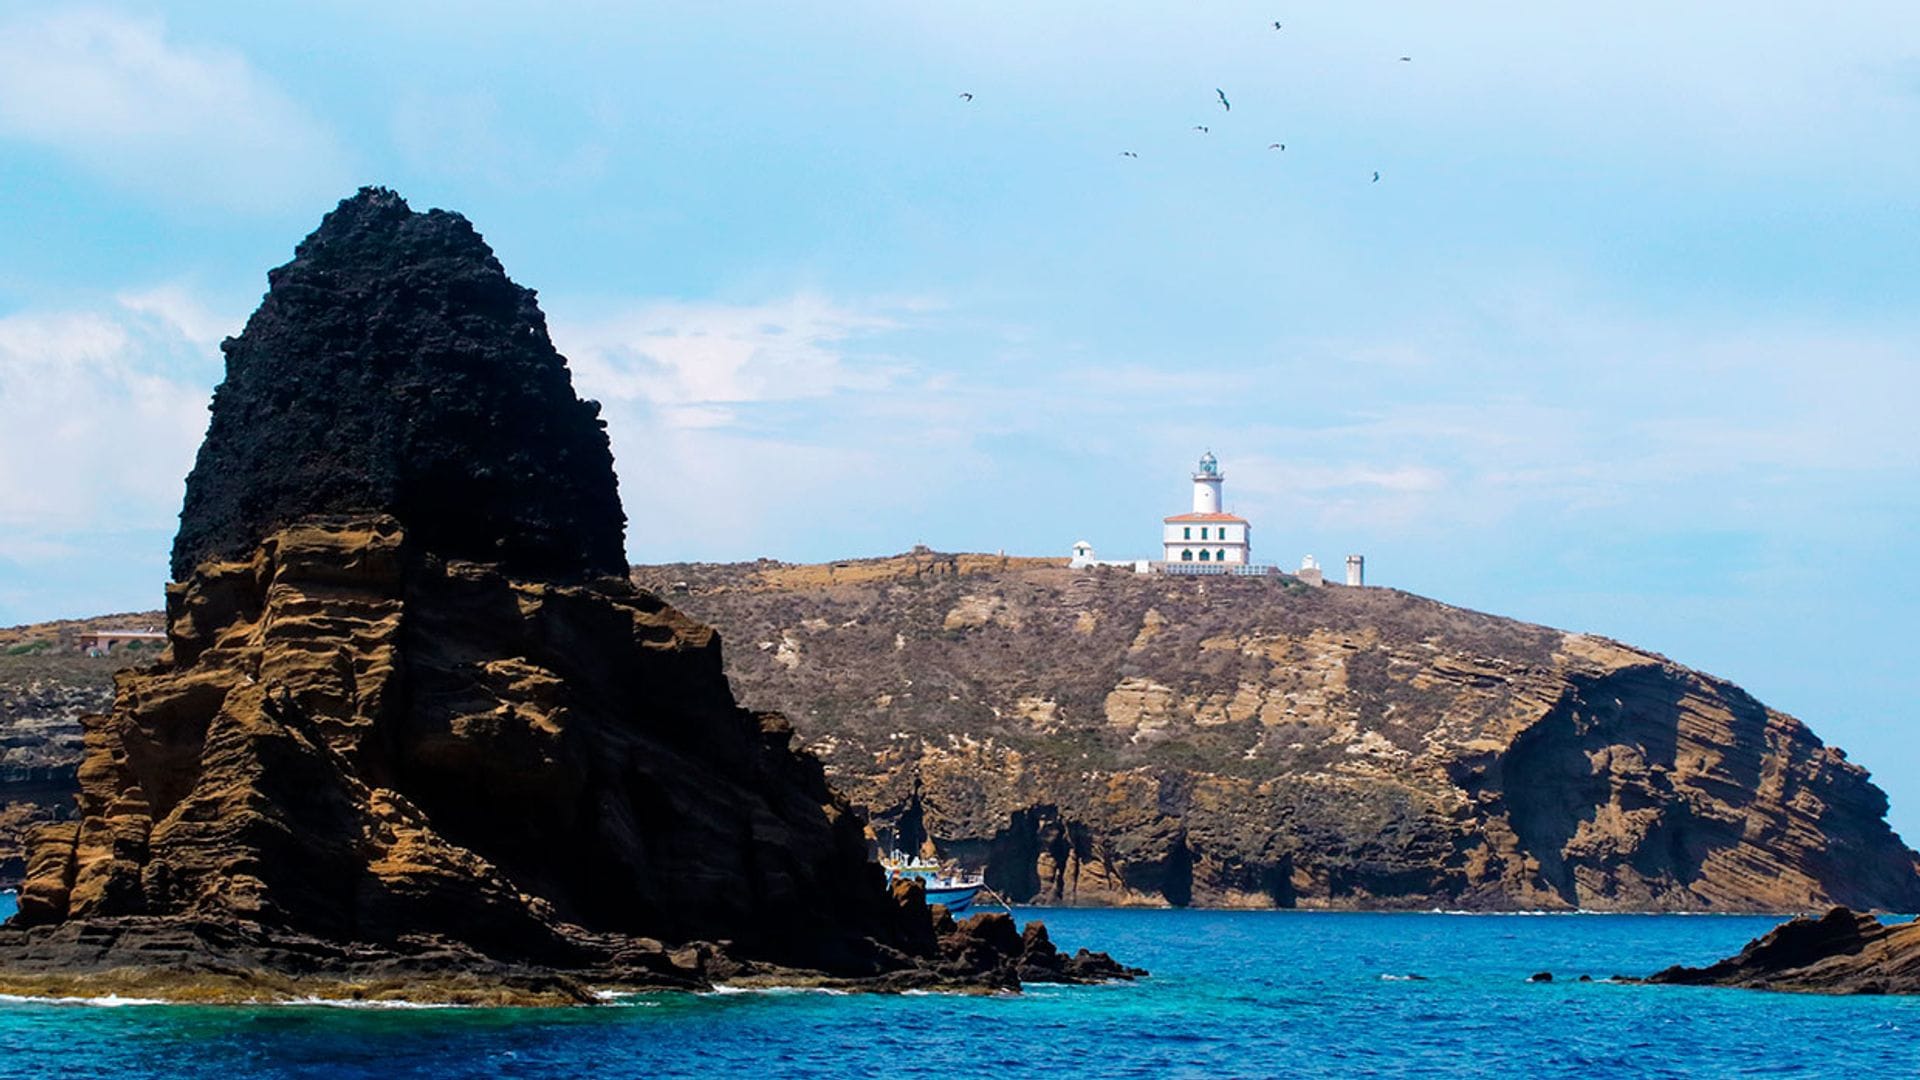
[1164,513,1248,523]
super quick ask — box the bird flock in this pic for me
[956,20,1407,184]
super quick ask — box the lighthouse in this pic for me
[1162,451,1251,565]
[1192,451,1224,513]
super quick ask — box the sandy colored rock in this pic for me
[7,519,920,991]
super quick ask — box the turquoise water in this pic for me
[1,892,1915,1078]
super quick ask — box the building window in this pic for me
[1201,527,1210,540]
[1217,549,1227,562]
[1199,549,1211,561]
[1181,549,1193,562]
[1183,527,1191,539]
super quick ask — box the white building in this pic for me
[1069,540,1148,572]
[1162,451,1251,565]
[1297,554,1324,587]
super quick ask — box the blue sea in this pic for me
[0,892,1914,1078]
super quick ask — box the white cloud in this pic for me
[555,294,909,429]
[116,284,239,347]
[0,9,350,211]
[547,293,1005,562]
[0,296,220,536]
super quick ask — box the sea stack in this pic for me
[0,188,1133,1002]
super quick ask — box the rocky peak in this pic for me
[170,185,626,583]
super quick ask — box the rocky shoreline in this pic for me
[0,903,1137,1006]
[1644,907,1920,995]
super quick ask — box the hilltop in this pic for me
[637,551,1920,912]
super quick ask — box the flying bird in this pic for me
[1272,21,1283,29]
[958,92,973,101]
[1372,171,1381,182]
[1121,151,1138,158]
[1193,125,1209,133]
[1216,88,1231,111]
[1398,56,1412,62]
[1268,143,1286,150]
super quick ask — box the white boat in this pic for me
[881,850,985,915]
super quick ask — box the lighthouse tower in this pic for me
[1162,451,1251,565]
[1192,451,1224,513]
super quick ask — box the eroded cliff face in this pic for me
[642,556,1920,913]
[17,519,904,971]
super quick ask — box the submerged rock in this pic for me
[0,189,1134,1002]
[1646,907,1920,994]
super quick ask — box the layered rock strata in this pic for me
[640,555,1920,913]
[1648,907,1920,993]
[0,189,1133,1002]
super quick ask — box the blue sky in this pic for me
[1,2,1917,837]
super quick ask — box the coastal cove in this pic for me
[1,895,1914,1078]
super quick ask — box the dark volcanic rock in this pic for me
[1013,918,1144,984]
[1646,907,1920,994]
[1,190,1133,1002]
[170,186,626,583]
[920,907,1142,990]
